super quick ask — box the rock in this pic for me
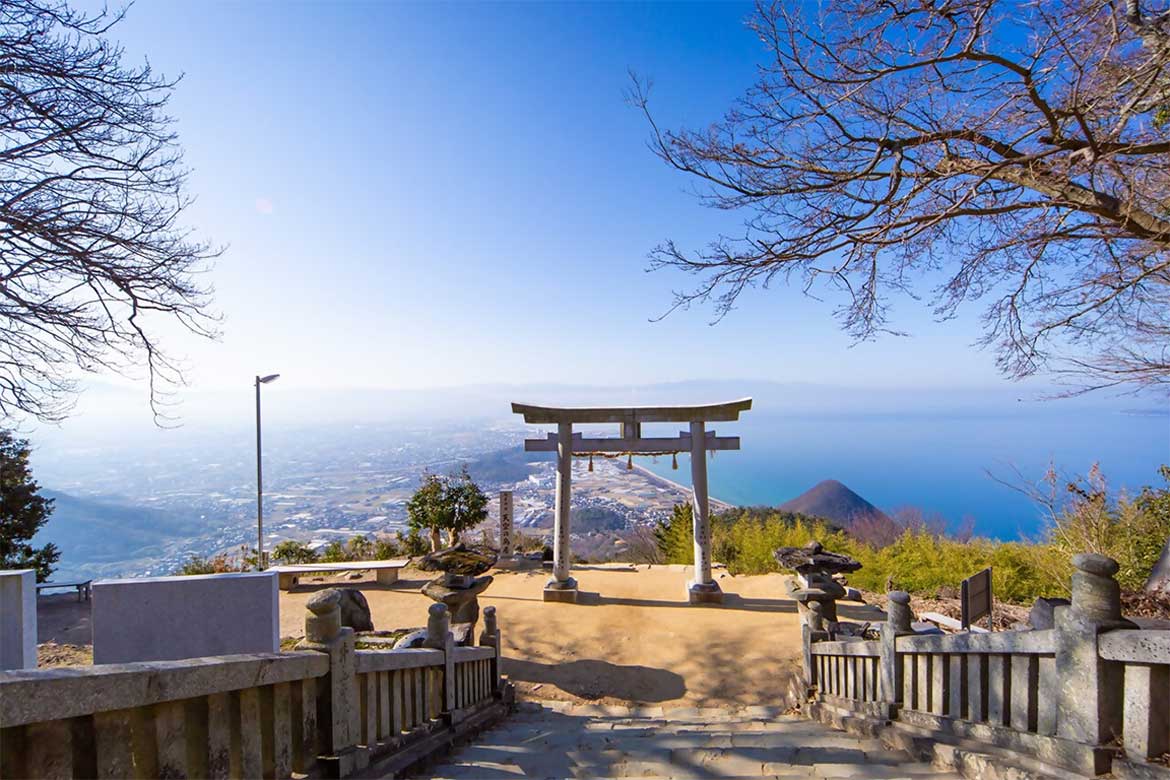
[336,588,374,632]
[393,629,427,649]
[418,543,498,576]
[451,623,475,646]
[843,587,865,603]
[346,571,364,581]
[774,540,863,577]
[1028,597,1071,630]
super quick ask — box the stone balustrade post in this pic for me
[297,590,366,778]
[1054,553,1132,776]
[800,601,826,692]
[478,606,503,694]
[424,603,459,718]
[879,591,913,709]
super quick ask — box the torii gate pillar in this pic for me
[687,420,721,604]
[546,422,577,602]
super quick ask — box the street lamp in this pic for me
[255,373,280,570]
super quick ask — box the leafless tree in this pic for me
[1,0,218,423]
[635,0,1170,392]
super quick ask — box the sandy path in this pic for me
[279,564,883,708]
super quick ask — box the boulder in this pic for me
[393,629,427,649]
[337,588,374,632]
[418,543,498,577]
[1028,597,1071,630]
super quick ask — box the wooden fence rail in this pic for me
[0,600,512,780]
[803,553,1170,779]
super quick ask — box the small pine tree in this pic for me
[0,431,60,582]
[654,503,694,565]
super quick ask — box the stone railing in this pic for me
[0,652,328,778]
[802,554,1170,779]
[0,598,512,779]
[1098,629,1170,771]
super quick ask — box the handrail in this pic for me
[896,628,1056,655]
[355,647,444,673]
[0,651,328,728]
[1098,630,1170,663]
[809,639,880,657]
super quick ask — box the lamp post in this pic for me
[255,373,280,570]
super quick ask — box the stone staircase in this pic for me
[418,701,963,779]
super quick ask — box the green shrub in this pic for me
[397,529,430,557]
[176,551,246,575]
[320,540,347,563]
[652,464,1169,606]
[373,536,401,559]
[270,540,317,565]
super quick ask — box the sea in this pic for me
[640,407,1170,540]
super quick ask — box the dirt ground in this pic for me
[34,563,885,707]
[278,562,883,707]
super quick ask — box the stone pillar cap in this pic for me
[888,591,911,605]
[1072,553,1119,577]
[428,603,449,617]
[306,589,341,614]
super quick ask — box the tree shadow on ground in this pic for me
[504,656,686,702]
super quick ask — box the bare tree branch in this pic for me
[0,0,219,424]
[638,0,1170,392]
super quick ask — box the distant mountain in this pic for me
[779,480,888,528]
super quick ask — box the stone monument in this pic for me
[774,540,862,626]
[499,490,514,558]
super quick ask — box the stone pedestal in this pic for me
[543,576,578,603]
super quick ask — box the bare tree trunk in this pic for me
[429,527,441,553]
[1146,536,1170,595]
[448,529,460,546]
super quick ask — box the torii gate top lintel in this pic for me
[510,397,752,425]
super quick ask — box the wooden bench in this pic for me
[269,559,410,591]
[36,580,92,601]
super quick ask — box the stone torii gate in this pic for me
[511,398,752,604]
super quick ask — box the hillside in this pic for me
[778,479,887,527]
[33,490,208,579]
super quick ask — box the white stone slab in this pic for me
[0,569,37,669]
[92,572,279,664]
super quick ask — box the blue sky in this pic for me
[97,1,1032,407]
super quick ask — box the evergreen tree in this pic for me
[406,468,490,551]
[653,503,694,565]
[0,431,60,581]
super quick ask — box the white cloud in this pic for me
[254,197,275,215]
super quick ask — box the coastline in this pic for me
[631,463,734,512]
